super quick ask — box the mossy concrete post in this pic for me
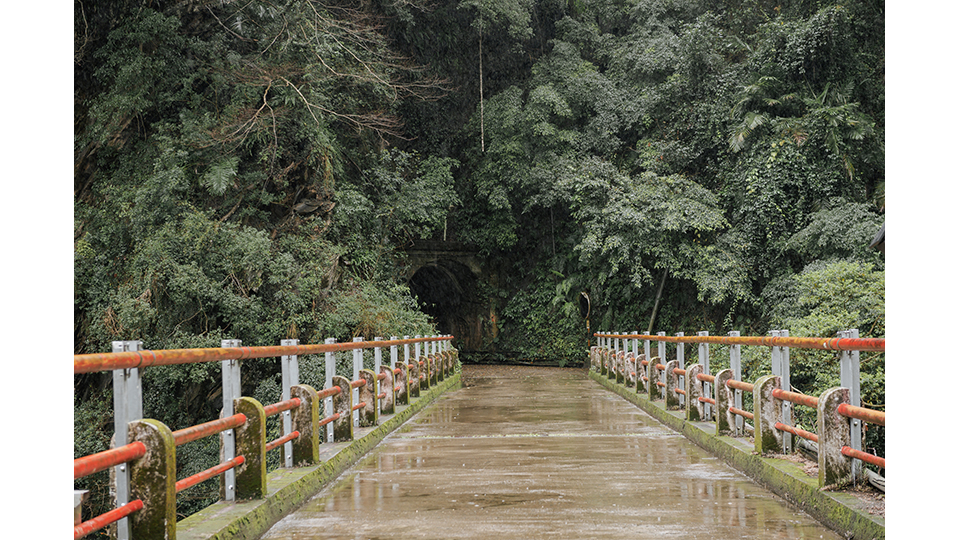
[127,419,176,540]
[647,356,660,401]
[608,348,617,380]
[395,357,409,406]
[664,359,681,410]
[598,348,607,377]
[430,354,439,386]
[685,363,705,421]
[754,374,783,454]
[379,365,395,415]
[290,384,319,464]
[714,369,735,435]
[358,369,378,428]
[818,387,853,488]
[636,354,646,395]
[616,351,627,384]
[331,375,353,442]
[419,355,430,391]
[625,352,636,388]
[408,355,421,399]
[231,397,266,500]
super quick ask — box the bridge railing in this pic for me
[590,329,884,490]
[73,335,457,540]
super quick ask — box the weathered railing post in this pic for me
[714,368,735,435]
[818,387,853,488]
[221,339,242,502]
[406,336,420,399]
[331,375,353,442]
[770,329,792,453]
[111,339,143,540]
[358,369,378,427]
[280,338,299,468]
[352,337,363,427]
[233,396,266,499]
[647,354,660,402]
[675,333,685,407]
[324,337,336,442]
[753,374,783,454]
[697,331,711,420]
[665,357,681,409]
[127,419,176,540]
[626,352,636,388]
[728,331,744,435]
[656,333,666,393]
[636,353,647,395]
[838,328,862,484]
[392,336,409,406]
[685,363,705,421]
[380,364,395,415]
[290,384,319,465]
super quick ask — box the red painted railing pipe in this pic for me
[352,402,367,411]
[698,396,716,406]
[393,368,402,375]
[350,379,365,389]
[172,414,246,447]
[263,397,301,418]
[726,379,754,392]
[775,422,818,443]
[176,456,245,493]
[696,373,715,384]
[729,406,754,420]
[842,446,885,469]
[772,388,819,408]
[672,368,686,376]
[316,386,342,399]
[837,403,885,427]
[594,333,884,352]
[377,372,386,381]
[674,388,686,395]
[655,363,666,370]
[266,430,300,453]
[74,499,143,539]
[74,336,454,374]
[74,442,146,480]
[394,384,403,392]
[377,392,387,399]
[656,381,665,388]
[318,413,341,428]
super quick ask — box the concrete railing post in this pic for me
[280,338,299,468]
[728,331,743,435]
[232,396,267,499]
[818,387,853,488]
[636,354,647,395]
[352,338,363,427]
[331,375,353,442]
[647,354,660,402]
[111,339,144,540]
[714,369,736,435]
[675,333,685,408]
[685,363,705,421]
[838,328,862,484]
[770,329,792,453]
[664,359,680,409]
[379,365,396,415]
[358,369,378,427]
[290,384,319,465]
[625,352,636,388]
[616,351,625,385]
[127,419,176,540]
[324,338,336,443]
[697,331,711,420]
[220,339,242,502]
[753,374,783,454]
[656,333,666,392]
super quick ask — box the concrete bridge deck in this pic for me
[257,365,845,539]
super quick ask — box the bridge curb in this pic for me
[590,371,884,540]
[176,373,463,540]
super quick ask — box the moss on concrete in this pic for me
[590,371,884,540]
[177,373,462,540]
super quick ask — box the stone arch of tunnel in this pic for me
[407,259,485,351]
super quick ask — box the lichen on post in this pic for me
[290,384,319,465]
[685,363,704,421]
[753,375,783,454]
[127,419,176,540]
[233,396,267,499]
[714,369,735,435]
[664,359,680,410]
[818,386,853,488]
[331,375,353,442]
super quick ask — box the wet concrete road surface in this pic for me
[260,366,842,539]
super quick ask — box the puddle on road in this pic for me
[260,368,843,539]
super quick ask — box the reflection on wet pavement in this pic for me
[260,367,842,539]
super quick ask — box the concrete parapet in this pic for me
[754,375,783,454]
[685,363,704,421]
[818,387,852,488]
[331,375,353,442]
[664,359,681,410]
[379,365,396,415]
[358,370,378,428]
[290,385,319,465]
[714,369,736,436]
[128,419,176,540]
[233,397,267,499]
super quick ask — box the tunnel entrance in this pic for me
[408,259,481,349]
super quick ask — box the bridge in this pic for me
[73,331,885,539]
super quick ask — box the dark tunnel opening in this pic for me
[408,260,478,347]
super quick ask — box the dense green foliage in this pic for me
[75,0,884,524]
